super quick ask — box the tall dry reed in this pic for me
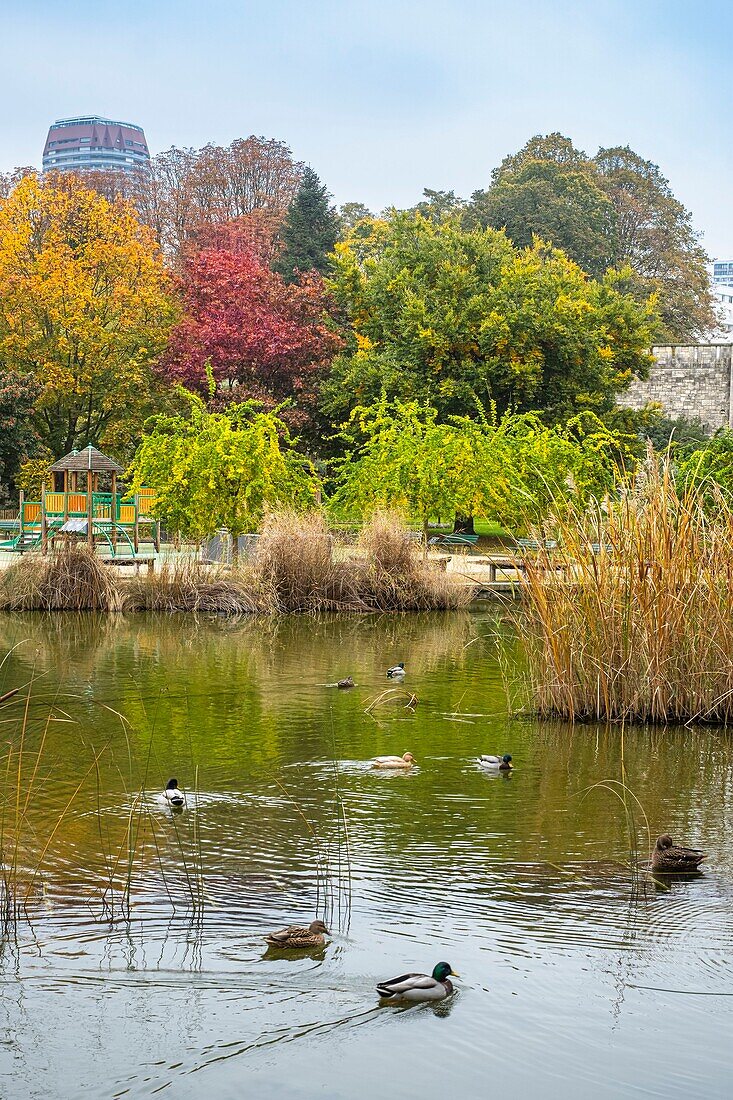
[0,545,117,612]
[257,509,477,613]
[122,559,262,614]
[519,457,733,724]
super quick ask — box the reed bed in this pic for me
[122,559,263,614]
[0,513,475,615]
[519,457,733,724]
[258,509,476,613]
[0,545,117,612]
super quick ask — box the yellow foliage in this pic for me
[0,174,177,458]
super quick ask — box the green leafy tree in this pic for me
[468,133,714,341]
[274,167,340,282]
[594,146,716,341]
[127,386,320,553]
[410,188,466,223]
[640,412,710,454]
[338,202,373,234]
[486,411,632,531]
[331,396,632,537]
[0,367,41,502]
[676,430,733,499]
[331,397,493,549]
[323,212,656,428]
[470,137,614,277]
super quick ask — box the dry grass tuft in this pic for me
[122,559,261,614]
[350,511,477,612]
[0,546,117,611]
[518,456,733,724]
[357,511,416,576]
[256,509,477,613]
[256,511,334,613]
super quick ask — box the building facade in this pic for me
[42,116,150,174]
[713,260,733,283]
[711,283,733,342]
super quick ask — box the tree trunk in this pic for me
[453,515,475,535]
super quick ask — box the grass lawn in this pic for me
[328,515,515,541]
[473,519,513,539]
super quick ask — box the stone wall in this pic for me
[618,345,733,431]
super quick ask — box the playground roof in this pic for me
[49,445,124,475]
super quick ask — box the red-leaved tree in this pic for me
[161,240,340,440]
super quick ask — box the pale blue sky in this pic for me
[2,0,731,253]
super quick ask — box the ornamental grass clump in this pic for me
[256,511,335,612]
[0,545,117,612]
[354,511,476,611]
[255,509,476,613]
[519,456,733,724]
[122,560,261,614]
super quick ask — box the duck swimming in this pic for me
[478,753,513,771]
[377,961,458,1002]
[163,778,185,807]
[265,920,329,949]
[372,752,416,769]
[386,663,405,678]
[651,834,706,874]
[337,677,354,689]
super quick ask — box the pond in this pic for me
[0,610,731,1099]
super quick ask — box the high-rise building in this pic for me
[712,260,733,283]
[42,115,150,174]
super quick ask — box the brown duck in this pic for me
[265,920,329,949]
[651,834,706,874]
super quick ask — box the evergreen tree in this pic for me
[274,167,339,282]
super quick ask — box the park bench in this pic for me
[103,556,156,575]
[428,533,480,552]
[515,538,558,552]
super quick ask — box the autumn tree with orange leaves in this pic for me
[0,174,177,459]
[133,137,303,262]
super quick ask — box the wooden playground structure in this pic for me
[0,446,159,561]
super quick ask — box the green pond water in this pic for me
[0,609,732,1099]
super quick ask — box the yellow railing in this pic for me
[137,489,157,518]
[21,491,156,527]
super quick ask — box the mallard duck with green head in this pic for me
[377,962,459,1002]
[478,753,513,771]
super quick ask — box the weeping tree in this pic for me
[127,385,320,556]
[331,395,633,542]
[331,397,490,553]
